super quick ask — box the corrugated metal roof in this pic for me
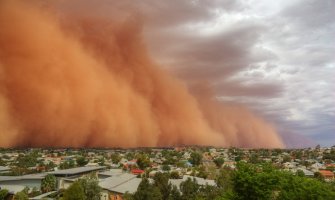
[0,173,46,181]
[110,178,142,194]
[0,166,10,171]
[0,184,26,194]
[99,173,144,194]
[47,166,106,175]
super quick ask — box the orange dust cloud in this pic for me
[0,1,284,148]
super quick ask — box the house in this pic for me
[0,166,10,174]
[99,173,141,200]
[169,175,216,190]
[283,162,298,169]
[319,170,334,181]
[290,168,314,177]
[98,169,124,180]
[0,173,46,190]
[131,169,144,175]
[310,162,324,172]
[47,166,106,189]
[85,162,100,167]
[0,185,26,195]
[223,161,236,169]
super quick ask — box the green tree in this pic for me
[314,172,325,181]
[153,173,171,200]
[41,174,57,193]
[189,152,202,166]
[162,165,171,171]
[98,157,105,166]
[282,155,291,163]
[29,187,41,197]
[0,189,8,200]
[170,171,180,179]
[16,153,38,168]
[278,175,335,200]
[216,168,233,192]
[14,191,29,200]
[249,154,260,164]
[123,192,134,200]
[197,166,208,179]
[296,169,305,177]
[78,175,101,200]
[45,161,56,171]
[0,158,5,166]
[180,178,199,200]
[214,158,224,168]
[60,160,75,170]
[111,153,121,164]
[63,182,86,200]
[168,185,181,200]
[133,178,162,200]
[126,152,135,161]
[232,162,280,200]
[198,185,221,200]
[136,154,150,170]
[76,156,88,167]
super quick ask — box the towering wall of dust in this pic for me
[0,1,284,148]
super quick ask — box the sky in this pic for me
[136,0,334,146]
[0,0,333,148]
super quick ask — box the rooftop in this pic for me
[0,173,46,182]
[99,173,145,194]
[0,185,26,194]
[98,169,124,177]
[0,166,10,171]
[47,166,106,176]
[319,170,334,177]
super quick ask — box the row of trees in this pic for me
[125,163,335,200]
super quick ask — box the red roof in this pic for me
[325,163,335,167]
[131,169,144,175]
[319,170,334,177]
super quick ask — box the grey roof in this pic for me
[183,175,216,186]
[0,166,10,171]
[169,179,184,189]
[111,178,142,194]
[98,173,216,195]
[99,173,139,194]
[0,173,46,182]
[48,166,106,176]
[169,175,216,189]
[98,169,124,177]
[99,173,137,189]
[0,184,26,194]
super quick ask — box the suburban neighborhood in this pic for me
[0,146,334,199]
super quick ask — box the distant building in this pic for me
[319,170,334,181]
[47,166,106,189]
[131,169,144,175]
[169,175,216,190]
[99,173,141,200]
[0,173,46,190]
[0,166,10,175]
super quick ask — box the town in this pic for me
[0,146,334,200]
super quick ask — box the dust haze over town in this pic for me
[0,0,334,148]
